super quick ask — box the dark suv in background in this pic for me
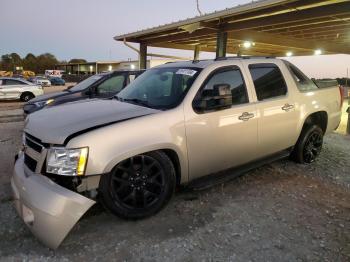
[23,70,144,114]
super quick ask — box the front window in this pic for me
[116,67,201,109]
[69,74,104,92]
[4,79,24,86]
[96,75,125,94]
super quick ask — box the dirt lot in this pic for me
[0,99,349,261]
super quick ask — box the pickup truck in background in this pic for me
[12,57,342,248]
[23,70,144,114]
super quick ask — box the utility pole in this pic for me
[346,67,350,135]
[196,0,202,16]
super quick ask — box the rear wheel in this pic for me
[99,151,176,219]
[20,92,35,102]
[291,125,323,164]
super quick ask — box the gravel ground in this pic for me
[0,114,349,261]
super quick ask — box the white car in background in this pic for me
[0,77,44,102]
[33,76,51,87]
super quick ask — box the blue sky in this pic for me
[1,0,349,78]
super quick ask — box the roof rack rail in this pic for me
[214,56,276,61]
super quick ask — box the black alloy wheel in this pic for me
[291,125,324,164]
[302,131,323,163]
[99,151,176,219]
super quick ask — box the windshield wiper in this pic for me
[122,98,151,108]
[114,96,159,109]
[114,95,122,101]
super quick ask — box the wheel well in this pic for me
[303,111,328,134]
[160,149,181,186]
[20,92,34,99]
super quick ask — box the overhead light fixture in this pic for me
[314,49,322,56]
[243,41,253,49]
[130,64,135,69]
[286,51,293,57]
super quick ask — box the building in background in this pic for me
[54,59,176,75]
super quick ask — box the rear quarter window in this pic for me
[285,61,318,92]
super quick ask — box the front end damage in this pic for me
[11,153,95,249]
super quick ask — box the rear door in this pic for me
[2,79,25,99]
[185,64,258,179]
[243,61,299,157]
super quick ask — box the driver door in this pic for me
[185,66,258,179]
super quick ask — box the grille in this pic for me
[24,154,37,172]
[23,133,47,173]
[25,137,42,153]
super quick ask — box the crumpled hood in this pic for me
[25,99,159,144]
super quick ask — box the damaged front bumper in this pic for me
[11,154,95,249]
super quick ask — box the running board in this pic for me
[187,148,292,191]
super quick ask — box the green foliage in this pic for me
[0,52,60,73]
[69,58,87,64]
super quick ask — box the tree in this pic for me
[69,58,87,64]
[0,52,59,73]
[10,53,22,66]
[0,53,22,71]
[36,53,59,73]
[23,53,37,72]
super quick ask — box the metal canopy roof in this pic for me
[114,0,350,56]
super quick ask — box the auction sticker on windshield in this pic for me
[176,69,197,76]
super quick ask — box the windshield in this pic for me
[116,67,201,109]
[69,74,104,92]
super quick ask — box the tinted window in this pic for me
[201,68,248,106]
[4,79,23,85]
[69,75,104,92]
[285,62,318,91]
[97,75,125,94]
[249,65,287,101]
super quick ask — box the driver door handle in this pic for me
[238,112,254,121]
[282,103,294,111]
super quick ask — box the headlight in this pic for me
[34,99,54,108]
[34,101,46,107]
[46,147,88,176]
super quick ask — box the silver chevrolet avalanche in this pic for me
[12,58,342,248]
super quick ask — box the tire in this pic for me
[20,92,35,102]
[99,151,176,219]
[291,125,323,164]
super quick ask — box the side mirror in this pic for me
[193,84,232,112]
[85,88,94,96]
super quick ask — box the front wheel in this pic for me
[99,151,176,219]
[291,125,323,164]
[21,92,35,102]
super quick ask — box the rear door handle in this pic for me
[282,103,294,111]
[238,112,254,121]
